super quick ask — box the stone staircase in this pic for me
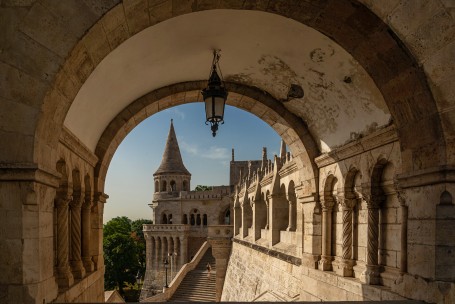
[169,248,216,302]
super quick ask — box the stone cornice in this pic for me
[396,165,455,189]
[233,237,301,266]
[315,125,398,168]
[259,174,273,188]
[278,161,298,177]
[60,127,98,167]
[0,162,60,188]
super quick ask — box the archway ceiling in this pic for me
[65,10,390,153]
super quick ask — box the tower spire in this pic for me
[153,120,191,176]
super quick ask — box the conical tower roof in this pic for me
[154,120,191,176]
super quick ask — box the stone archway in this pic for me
[31,0,449,179]
[2,1,455,303]
[93,81,320,194]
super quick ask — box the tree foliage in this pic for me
[194,185,213,191]
[103,217,152,294]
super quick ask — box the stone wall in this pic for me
[223,241,455,302]
[222,242,301,302]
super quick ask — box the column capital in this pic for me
[320,196,336,209]
[339,197,358,209]
[55,195,72,207]
[82,196,92,210]
[70,193,84,208]
[94,192,109,204]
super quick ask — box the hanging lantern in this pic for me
[202,50,228,137]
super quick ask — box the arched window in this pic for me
[224,209,231,225]
[170,180,176,191]
[168,214,173,224]
[203,214,207,226]
[162,213,168,224]
[155,181,159,193]
[196,214,201,225]
[183,214,188,224]
[190,214,195,226]
[162,180,167,192]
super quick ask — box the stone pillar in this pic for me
[268,194,286,246]
[55,196,74,288]
[173,236,179,267]
[396,190,408,274]
[233,200,241,236]
[252,197,264,241]
[140,234,155,301]
[92,192,108,270]
[334,197,356,277]
[69,194,85,279]
[319,197,334,271]
[240,200,251,238]
[179,236,188,265]
[81,196,94,272]
[154,237,160,271]
[286,195,296,231]
[264,199,269,230]
[360,196,382,285]
[161,236,167,264]
[208,238,232,302]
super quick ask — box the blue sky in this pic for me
[104,103,282,222]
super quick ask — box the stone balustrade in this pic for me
[143,224,190,232]
[208,225,234,239]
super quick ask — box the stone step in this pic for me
[169,248,217,302]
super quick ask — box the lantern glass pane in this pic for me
[214,96,225,121]
[205,96,213,121]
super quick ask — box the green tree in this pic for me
[104,216,132,236]
[104,232,139,294]
[131,219,152,271]
[194,185,213,191]
[104,216,150,294]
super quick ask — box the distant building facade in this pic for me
[140,121,232,299]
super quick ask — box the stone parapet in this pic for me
[143,224,190,233]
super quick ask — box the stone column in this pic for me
[286,195,296,231]
[154,237,160,271]
[179,236,188,265]
[140,234,155,301]
[360,196,381,285]
[55,196,74,288]
[319,197,334,271]
[81,196,94,272]
[268,194,286,246]
[92,192,108,270]
[69,194,86,279]
[208,238,232,302]
[161,236,167,264]
[334,197,356,277]
[264,199,269,230]
[396,190,408,274]
[173,236,179,267]
[240,200,251,238]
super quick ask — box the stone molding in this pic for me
[278,161,298,177]
[143,224,190,232]
[315,125,398,168]
[60,127,98,167]
[396,165,455,189]
[0,162,60,188]
[233,237,301,266]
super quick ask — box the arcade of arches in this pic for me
[1,1,455,303]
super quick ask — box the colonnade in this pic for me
[146,234,188,273]
[53,164,101,290]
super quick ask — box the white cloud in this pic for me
[180,141,199,155]
[167,108,185,120]
[202,146,229,160]
[180,141,229,161]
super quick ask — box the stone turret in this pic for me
[153,120,191,193]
